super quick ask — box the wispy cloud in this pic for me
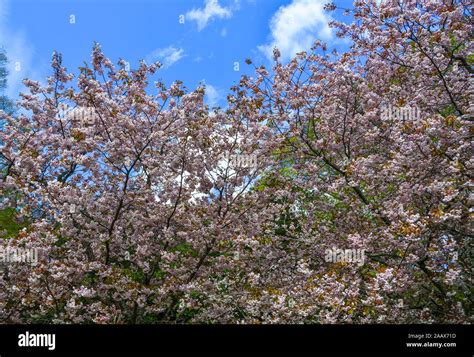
[145,46,185,68]
[186,0,237,31]
[258,0,334,62]
[0,0,40,99]
[204,83,223,108]
[0,0,7,21]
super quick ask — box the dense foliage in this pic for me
[0,0,472,323]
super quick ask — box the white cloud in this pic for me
[0,0,40,99]
[204,83,223,108]
[0,0,7,21]
[258,0,334,62]
[145,46,185,68]
[186,0,235,31]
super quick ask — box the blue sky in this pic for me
[0,0,349,107]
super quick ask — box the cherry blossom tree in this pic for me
[234,0,472,323]
[0,45,281,323]
[0,0,471,324]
